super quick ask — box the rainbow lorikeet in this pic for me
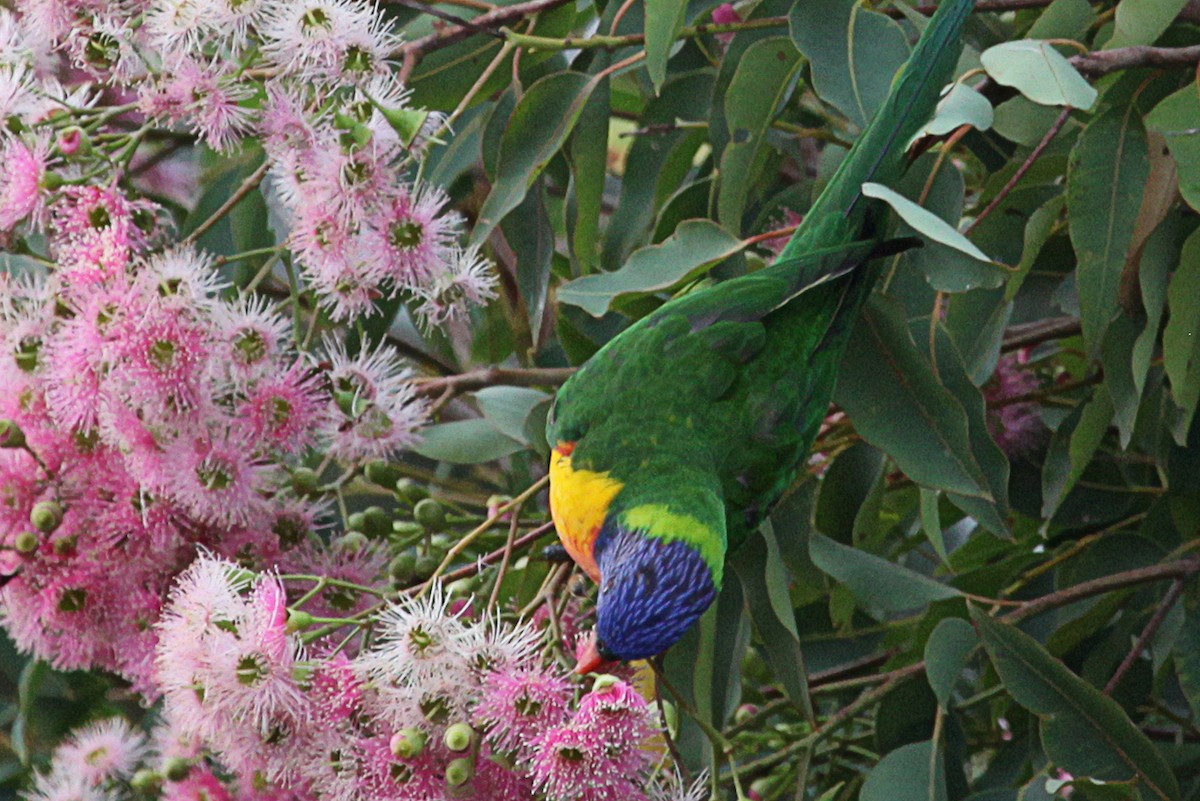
[547,0,978,672]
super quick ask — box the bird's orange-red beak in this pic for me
[573,631,616,675]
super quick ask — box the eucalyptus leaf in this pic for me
[980,41,1097,110]
[809,531,962,612]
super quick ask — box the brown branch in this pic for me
[1004,559,1200,624]
[396,0,575,59]
[1103,580,1185,696]
[1072,44,1200,77]
[419,520,556,586]
[1001,316,1082,351]
[410,366,576,396]
[183,161,270,246]
[967,106,1073,236]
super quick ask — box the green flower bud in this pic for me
[391,520,424,538]
[390,727,427,759]
[346,511,367,533]
[413,499,446,532]
[337,531,369,552]
[394,478,429,504]
[444,757,474,787]
[443,722,474,752]
[164,757,192,782]
[291,467,321,497]
[52,534,77,557]
[364,460,401,488]
[362,506,391,537]
[130,768,162,794]
[389,552,417,583]
[0,419,26,449]
[30,501,63,532]
[591,674,620,692]
[286,609,315,633]
[414,553,440,581]
[14,531,38,554]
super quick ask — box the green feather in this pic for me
[549,0,978,593]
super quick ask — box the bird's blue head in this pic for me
[590,516,719,662]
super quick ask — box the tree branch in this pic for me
[1072,44,1200,77]
[396,0,575,59]
[410,366,576,396]
[1001,316,1082,351]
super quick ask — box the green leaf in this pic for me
[1174,590,1200,720]
[603,71,714,267]
[474,386,551,444]
[790,0,911,128]
[920,488,948,565]
[862,182,1005,292]
[472,72,602,246]
[971,609,1180,801]
[413,420,524,464]
[557,220,742,316]
[992,96,1072,146]
[1067,103,1149,356]
[730,524,813,721]
[925,618,978,707]
[503,181,555,346]
[932,331,1012,536]
[717,37,803,232]
[835,296,993,500]
[645,0,688,92]
[1146,86,1200,213]
[1041,385,1114,519]
[808,531,962,612]
[1162,228,1200,441]
[980,41,1097,110]
[567,76,610,276]
[910,83,995,145]
[1105,0,1189,49]
[1006,193,1065,301]
[860,741,948,801]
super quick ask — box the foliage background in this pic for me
[6,0,1200,799]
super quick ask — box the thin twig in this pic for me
[1072,44,1200,77]
[397,0,575,59]
[1001,316,1082,351]
[967,106,1073,236]
[183,161,270,245]
[410,366,576,396]
[1102,580,1185,696]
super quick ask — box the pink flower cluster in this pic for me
[0,183,425,689]
[20,556,678,801]
[985,352,1045,459]
[0,0,498,327]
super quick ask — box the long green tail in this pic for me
[777,0,977,267]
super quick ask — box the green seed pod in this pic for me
[444,757,474,787]
[336,531,370,552]
[163,757,192,782]
[390,727,427,759]
[130,768,162,794]
[443,722,474,752]
[413,499,446,532]
[291,467,321,497]
[30,501,63,533]
[14,531,38,554]
[364,460,402,487]
[362,506,391,537]
[53,534,77,557]
[388,552,417,583]
[346,511,367,533]
[0,419,26,449]
[286,609,315,633]
[392,520,425,538]
[414,553,440,581]
[394,478,429,504]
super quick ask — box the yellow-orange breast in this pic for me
[548,442,623,582]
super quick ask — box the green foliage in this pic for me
[16,0,1200,798]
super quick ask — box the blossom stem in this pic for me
[414,474,549,599]
[183,160,271,245]
[501,16,789,51]
[280,574,391,598]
